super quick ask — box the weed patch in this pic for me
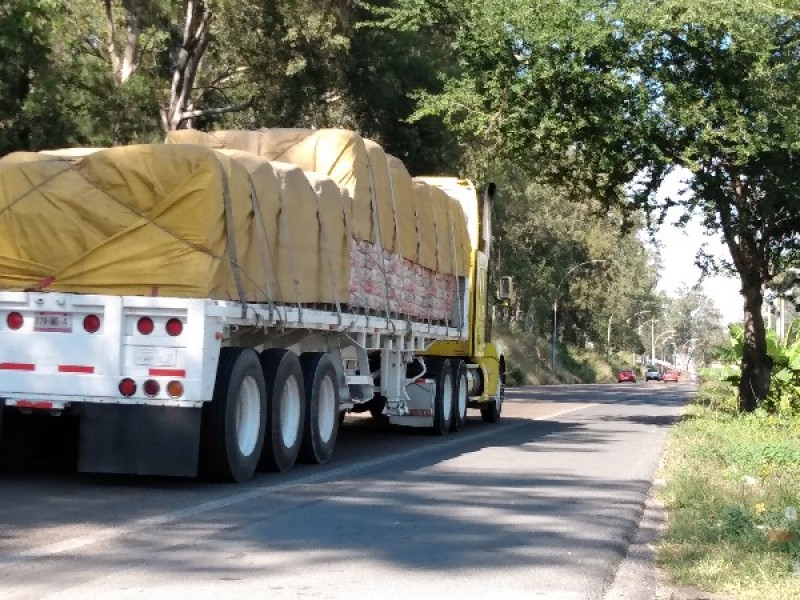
[658,385,800,599]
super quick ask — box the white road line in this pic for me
[0,404,590,567]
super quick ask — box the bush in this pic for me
[506,364,525,386]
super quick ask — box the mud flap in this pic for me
[0,399,4,466]
[389,379,435,428]
[79,404,202,477]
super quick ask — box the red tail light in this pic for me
[119,378,136,397]
[165,318,183,336]
[83,314,101,333]
[6,312,24,330]
[137,317,154,335]
[143,379,160,397]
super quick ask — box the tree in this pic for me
[491,161,659,349]
[0,0,61,154]
[381,0,800,411]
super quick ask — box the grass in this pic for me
[657,380,800,599]
[494,323,630,385]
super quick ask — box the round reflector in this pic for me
[83,314,101,333]
[137,317,154,335]
[119,378,136,397]
[165,318,183,336]
[167,381,184,399]
[6,312,23,330]
[143,379,160,398]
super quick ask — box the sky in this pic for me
[649,169,744,326]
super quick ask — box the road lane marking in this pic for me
[0,404,590,567]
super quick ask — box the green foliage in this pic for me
[380,0,800,409]
[716,320,800,415]
[491,160,660,352]
[694,378,739,413]
[495,322,628,385]
[0,0,62,153]
[505,364,525,387]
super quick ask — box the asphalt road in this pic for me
[0,382,693,599]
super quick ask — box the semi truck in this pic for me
[0,129,505,482]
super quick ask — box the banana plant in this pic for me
[718,320,800,416]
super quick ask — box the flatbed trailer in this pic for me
[0,134,506,482]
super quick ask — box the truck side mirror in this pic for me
[497,276,515,305]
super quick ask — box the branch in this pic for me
[174,103,250,125]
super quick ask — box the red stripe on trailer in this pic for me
[0,363,35,371]
[149,368,185,377]
[15,400,53,410]
[58,365,95,374]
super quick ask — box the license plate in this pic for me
[134,347,178,367]
[34,312,72,333]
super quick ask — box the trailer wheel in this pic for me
[201,347,267,483]
[480,369,504,423]
[259,349,305,472]
[298,353,340,465]
[429,358,453,435]
[451,361,468,432]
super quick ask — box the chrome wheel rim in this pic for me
[457,372,468,420]
[281,376,301,448]
[236,375,261,457]
[318,374,336,443]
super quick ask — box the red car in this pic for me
[617,369,637,383]
[662,370,679,382]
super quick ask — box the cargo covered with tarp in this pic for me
[164,128,472,275]
[0,130,471,323]
[0,144,351,304]
[165,128,473,322]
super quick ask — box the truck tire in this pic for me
[451,360,468,432]
[429,358,453,436]
[298,352,340,465]
[480,369,504,423]
[201,347,267,483]
[259,348,305,472]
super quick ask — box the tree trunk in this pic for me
[739,283,772,411]
[162,1,213,131]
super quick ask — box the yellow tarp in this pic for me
[411,181,438,270]
[0,130,473,307]
[448,194,471,277]
[387,155,418,261]
[166,128,376,243]
[165,129,457,267]
[363,140,395,252]
[0,145,349,303]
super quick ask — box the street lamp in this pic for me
[680,338,699,370]
[622,310,652,365]
[552,260,608,370]
[661,336,675,363]
[653,329,676,362]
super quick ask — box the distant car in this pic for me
[617,369,637,383]
[662,370,679,383]
[645,367,662,381]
